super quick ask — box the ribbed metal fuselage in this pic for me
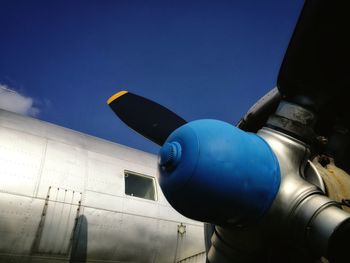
[0,109,205,263]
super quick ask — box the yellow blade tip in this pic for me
[107,90,128,105]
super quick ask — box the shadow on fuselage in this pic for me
[70,215,88,263]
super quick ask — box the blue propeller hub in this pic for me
[158,119,280,226]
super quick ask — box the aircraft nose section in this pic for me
[158,119,281,226]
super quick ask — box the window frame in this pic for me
[124,170,158,202]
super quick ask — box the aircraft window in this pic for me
[124,171,157,201]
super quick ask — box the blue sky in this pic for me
[0,0,303,154]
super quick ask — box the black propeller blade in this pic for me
[278,0,349,113]
[107,91,187,146]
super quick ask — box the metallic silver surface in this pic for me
[258,127,350,258]
[303,160,326,193]
[294,195,349,254]
[208,224,264,263]
[205,124,350,263]
[258,127,321,228]
[0,109,205,262]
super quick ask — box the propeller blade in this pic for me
[278,1,348,111]
[237,88,281,132]
[107,91,187,146]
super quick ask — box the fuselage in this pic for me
[0,109,205,263]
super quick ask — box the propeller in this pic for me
[107,91,187,146]
[275,0,350,172]
[278,0,349,115]
[106,1,350,262]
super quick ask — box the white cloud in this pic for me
[0,84,40,116]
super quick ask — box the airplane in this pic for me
[107,1,350,263]
[0,108,206,262]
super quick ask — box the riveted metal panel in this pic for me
[86,136,158,168]
[0,126,45,197]
[155,220,182,263]
[117,213,159,262]
[84,190,124,213]
[158,203,202,226]
[175,224,207,262]
[86,151,124,196]
[0,193,36,254]
[32,187,82,256]
[84,207,122,260]
[37,140,86,198]
[123,195,159,218]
